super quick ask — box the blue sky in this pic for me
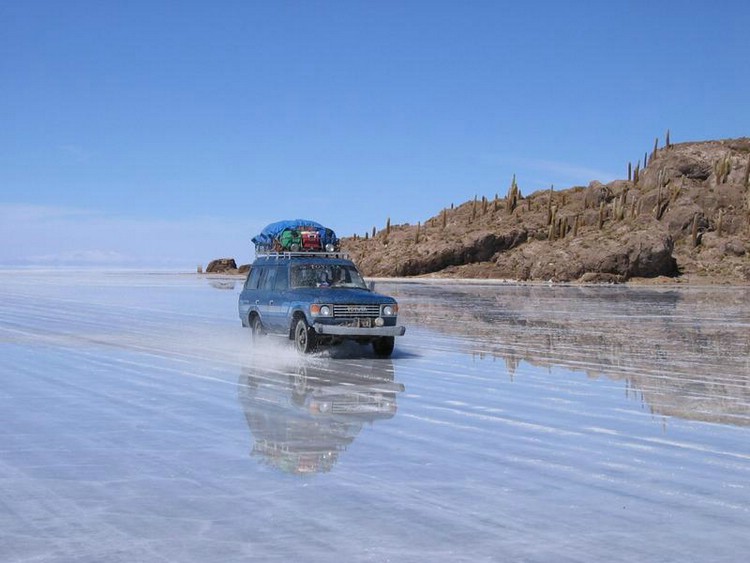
[1,0,748,267]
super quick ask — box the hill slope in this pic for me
[342,138,750,283]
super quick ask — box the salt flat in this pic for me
[1,270,749,562]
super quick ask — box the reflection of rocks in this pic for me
[397,283,750,426]
[237,357,403,475]
[208,280,237,290]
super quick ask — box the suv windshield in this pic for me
[291,263,368,289]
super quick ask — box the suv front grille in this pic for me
[333,304,380,318]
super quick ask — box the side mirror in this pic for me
[368,281,375,291]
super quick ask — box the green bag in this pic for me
[278,228,302,250]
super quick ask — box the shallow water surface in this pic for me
[1,271,749,562]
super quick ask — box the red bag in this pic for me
[300,229,321,250]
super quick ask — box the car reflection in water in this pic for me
[238,356,404,475]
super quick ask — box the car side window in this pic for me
[260,266,277,290]
[246,266,262,290]
[274,264,289,290]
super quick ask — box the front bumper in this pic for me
[313,324,406,337]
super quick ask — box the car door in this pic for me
[257,265,278,331]
[239,265,262,324]
[271,262,291,331]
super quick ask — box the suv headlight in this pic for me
[381,304,398,316]
[311,304,332,316]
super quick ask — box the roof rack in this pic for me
[255,250,351,260]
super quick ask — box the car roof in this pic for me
[252,253,355,267]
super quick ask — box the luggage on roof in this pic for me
[300,228,321,250]
[252,219,339,253]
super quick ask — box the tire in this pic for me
[290,364,308,403]
[250,315,264,343]
[294,317,317,354]
[372,336,395,358]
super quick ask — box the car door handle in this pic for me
[255,300,259,305]
[269,300,274,305]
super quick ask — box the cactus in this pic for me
[572,214,580,237]
[652,137,659,160]
[724,155,731,183]
[665,129,671,149]
[614,192,626,221]
[546,185,554,225]
[372,226,376,238]
[723,153,732,184]
[506,175,520,214]
[644,152,648,168]
[744,156,750,189]
[415,222,421,243]
[714,154,732,184]
[670,179,681,202]
[364,231,369,240]
[657,184,663,213]
[633,161,640,185]
[548,205,558,240]
[598,201,605,230]
[657,168,670,189]
[441,208,447,229]
[628,162,632,182]
[657,202,667,220]
[654,185,669,220]
[717,209,724,237]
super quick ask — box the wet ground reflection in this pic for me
[2,271,750,562]
[384,282,750,427]
[238,356,403,474]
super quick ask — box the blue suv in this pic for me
[238,252,405,357]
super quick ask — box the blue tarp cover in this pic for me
[252,219,338,249]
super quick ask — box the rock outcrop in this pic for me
[201,259,250,275]
[343,138,750,283]
[205,258,240,274]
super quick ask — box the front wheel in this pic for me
[250,316,264,343]
[294,317,317,354]
[372,336,395,358]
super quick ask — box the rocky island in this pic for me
[343,137,750,284]
[206,137,750,284]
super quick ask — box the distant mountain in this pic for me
[343,137,750,283]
